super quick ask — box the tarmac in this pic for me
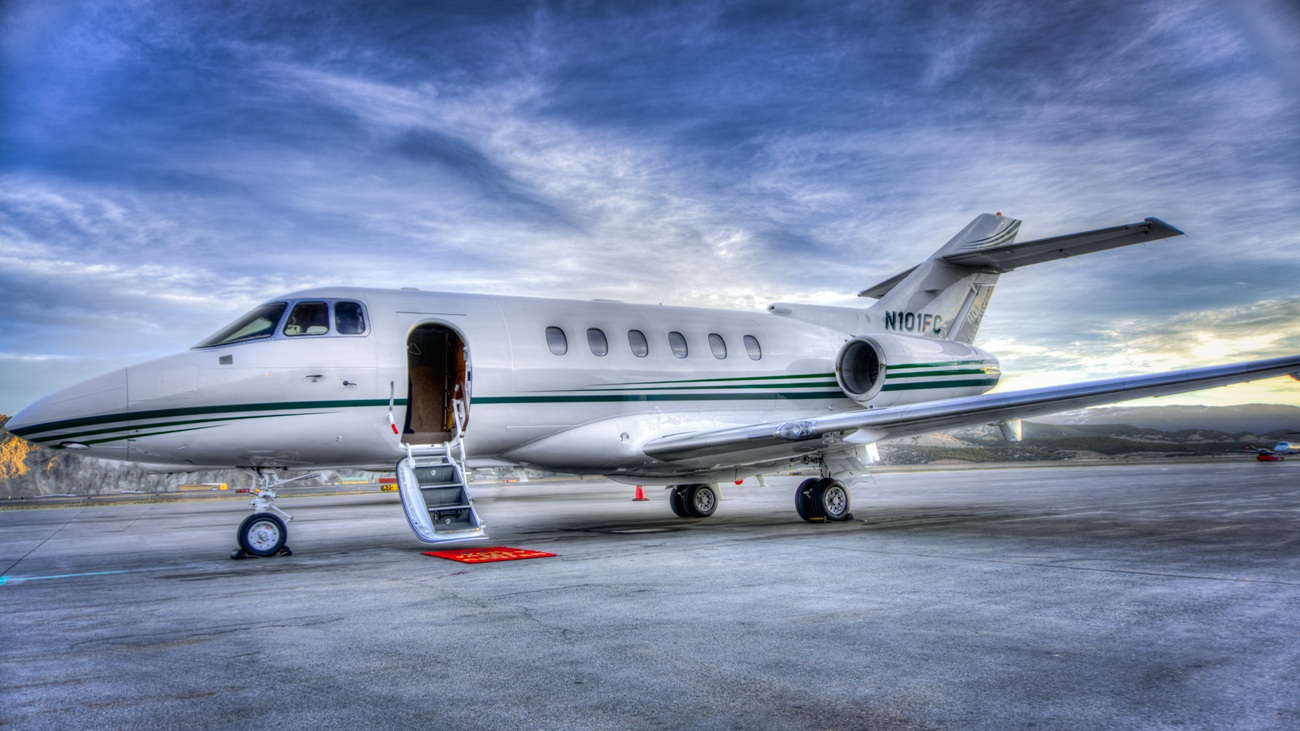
[3,462,1298,730]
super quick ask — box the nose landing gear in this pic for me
[234,511,290,558]
[229,471,311,559]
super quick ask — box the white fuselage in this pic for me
[7,286,999,479]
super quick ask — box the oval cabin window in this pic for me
[628,330,649,357]
[587,328,609,356]
[546,327,568,355]
[708,333,727,359]
[668,332,688,359]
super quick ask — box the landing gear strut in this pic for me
[668,483,719,518]
[230,471,309,559]
[795,477,853,523]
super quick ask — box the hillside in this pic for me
[878,420,1282,465]
[0,415,248,499]
[1036,403,1300,435]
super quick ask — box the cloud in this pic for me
[1,0,1298,413]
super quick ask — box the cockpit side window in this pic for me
[335,301,367,335]
[195,302,288,348]
[284,302,329,337]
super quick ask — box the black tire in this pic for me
[794,478,822,522]
[685,484,718,518]
[669,487,691,518]
[814,478,852,521]
[238,512,287,557]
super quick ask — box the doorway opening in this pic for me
[403,323,470,444]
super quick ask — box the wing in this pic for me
[643,355,1300,465]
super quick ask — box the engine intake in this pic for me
[835,337,886,404]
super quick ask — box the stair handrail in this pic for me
[451,396,468,468]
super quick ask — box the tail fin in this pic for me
[860,214,1182,344]
[767,214,1182,341]
[865,213,1018,343]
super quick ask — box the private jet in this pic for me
[8,213,1299,557]
[1231,436,1300,461]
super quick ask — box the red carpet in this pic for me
[422,546,557,563]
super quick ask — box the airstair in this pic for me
[395,398,487,544]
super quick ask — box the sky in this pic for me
[2,0,1299,416]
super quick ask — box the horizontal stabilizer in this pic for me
[859,217,1182,298]
[943,217,1183,272]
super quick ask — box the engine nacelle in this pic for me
[834,333,1001,407]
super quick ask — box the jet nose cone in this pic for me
[5,369,129,453]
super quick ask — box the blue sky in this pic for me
[2,0,1298,415]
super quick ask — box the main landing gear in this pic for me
[668,483,718,518]
[662,478,854,524]
[794,477,853,523]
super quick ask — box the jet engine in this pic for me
[834,333,1001,408]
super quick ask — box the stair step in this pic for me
[395,453,487,545]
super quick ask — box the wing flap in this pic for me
[643,355,1300,463]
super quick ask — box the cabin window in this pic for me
[668,331,688,359]
[628,330,649,357]
[196,302,287,347]
[587,328,609,356]
[744,335,762,360]
[708,333,727,359]
[284,302,329,337]
[546,326,568,355]
[335,301,367,335]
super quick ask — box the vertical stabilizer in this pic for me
[867,213,1019,343]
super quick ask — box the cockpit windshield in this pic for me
[195,302,288,348]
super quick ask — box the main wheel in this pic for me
[238,512,287,557]
[813,478,852,521]
[684,484,718,518]
[795,477,822,522]
[669,487,691,517]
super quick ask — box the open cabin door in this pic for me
[396,323,484,544]
[403,323,470,444]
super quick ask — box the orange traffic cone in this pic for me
[633,485,648,501]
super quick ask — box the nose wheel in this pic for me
[231,512,292,559]
[230,471,306,559]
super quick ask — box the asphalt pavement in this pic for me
[3,462,1298,729]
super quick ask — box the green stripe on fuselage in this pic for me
[473,391,848,405]
[556,381,839,393]
[881,378,999,391]
[886,368,997,379]
[886,361,997,371]
[23,412,326,446]
[597,373,837,387]
[10,399,404,441]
